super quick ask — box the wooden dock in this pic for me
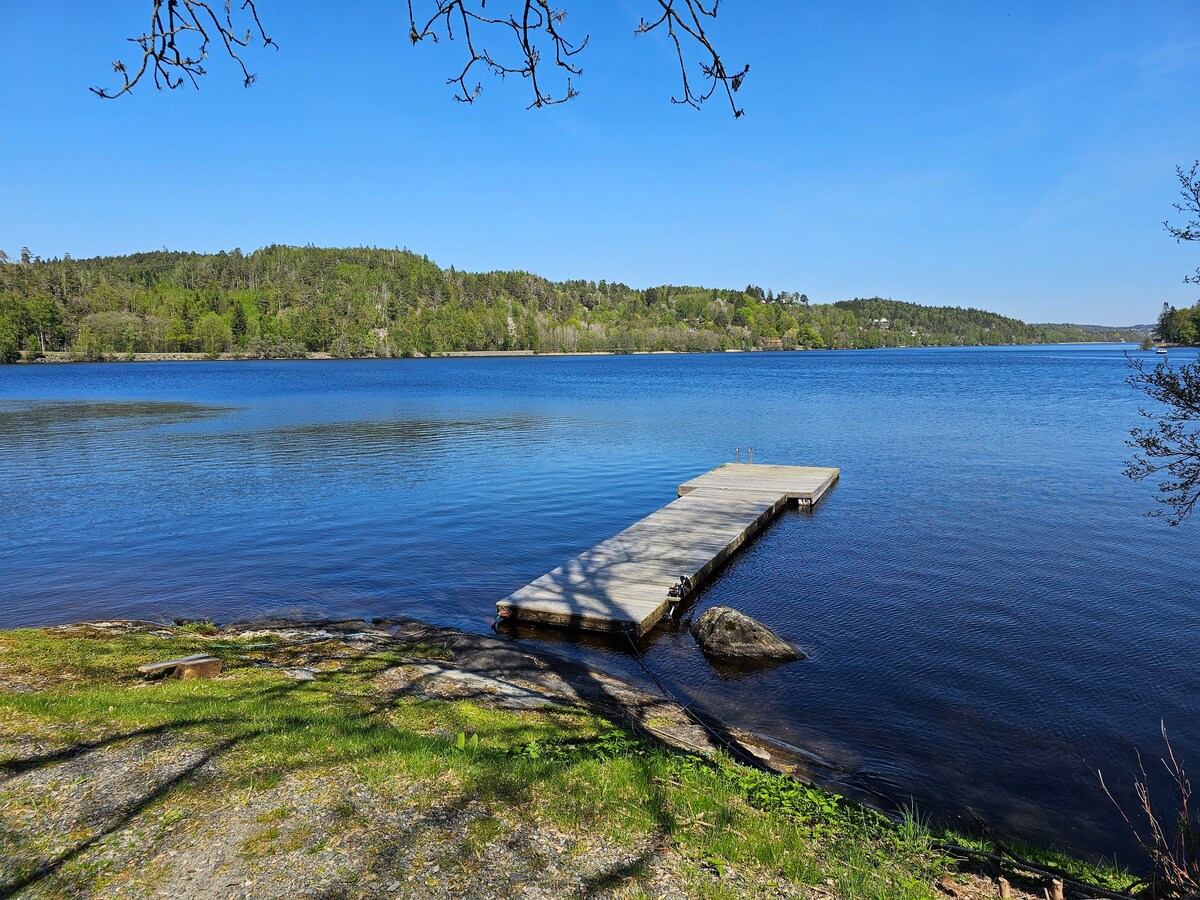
[496,463,839,637]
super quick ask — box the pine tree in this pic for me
[231,302,247,342]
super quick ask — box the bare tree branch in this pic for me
[1125,351,1200,525]
[1126,162,1200,524]
[96,2,747,116]
[635,0,749,118]
[1099,723,1200,897]
[1164,162,1200,290]
[1165,161,1200,246]
[406,0,587,108]
[92,0,275,99]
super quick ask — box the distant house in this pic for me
[870,317,890,329]
[762,337,784,350]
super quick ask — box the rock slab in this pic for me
[690,607,803,661]
[137,654,223,680]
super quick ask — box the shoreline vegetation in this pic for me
[0,618,1137,899]
[0,246,1145,364]
[6,342,1147,365]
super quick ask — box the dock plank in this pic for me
[497,463,838,636]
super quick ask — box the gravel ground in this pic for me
[0,619,1071,899]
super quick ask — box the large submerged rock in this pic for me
[690,606,804,662]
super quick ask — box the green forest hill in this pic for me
[0,246,1143,362]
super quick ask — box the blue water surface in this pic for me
[1,345,1196,862]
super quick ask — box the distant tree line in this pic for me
[0,246,1142,363]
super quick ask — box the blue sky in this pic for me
[3,1,1199,324]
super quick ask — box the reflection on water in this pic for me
[1,349,1197,864]
[178,415,592,483]
[0,400,232,433]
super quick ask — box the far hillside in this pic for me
[832,298,1144,348]
[0,247,1142,361]
[1054,322,1154,335]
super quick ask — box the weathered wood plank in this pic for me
[678,463,840,501]
[497,463,838,636]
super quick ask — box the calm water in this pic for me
[2,346,1197,862]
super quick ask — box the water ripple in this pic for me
[0,348,1196,863]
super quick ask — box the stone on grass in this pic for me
[137,654,223,680]
[690,607,803,662]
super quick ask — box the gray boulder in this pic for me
[690,606,804,662]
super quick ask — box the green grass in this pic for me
[934,827,1136,893]
[0,625,1139,898]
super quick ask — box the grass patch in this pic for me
[255,805,294,824]
[0,624,1139,899]
[241,825,283,856]
[934,827,1136,893]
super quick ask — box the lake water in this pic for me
[2,346,1197,863]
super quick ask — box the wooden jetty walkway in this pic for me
[496,463,839,637]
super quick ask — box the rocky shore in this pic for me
[0,617,1130,899]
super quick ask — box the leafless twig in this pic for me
[407,0,587,108]
[635,0,749,117]
[1099,722,1200,897]
[92,0,275,99]
[1125,352,1200,526]
[96,2,747,116]
[1165,161,1200,288]
[1166,161,1200,246]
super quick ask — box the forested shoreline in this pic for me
[1152,299,1200,345]
[0,246,1143,362]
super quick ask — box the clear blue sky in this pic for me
[3,2,1199,324]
